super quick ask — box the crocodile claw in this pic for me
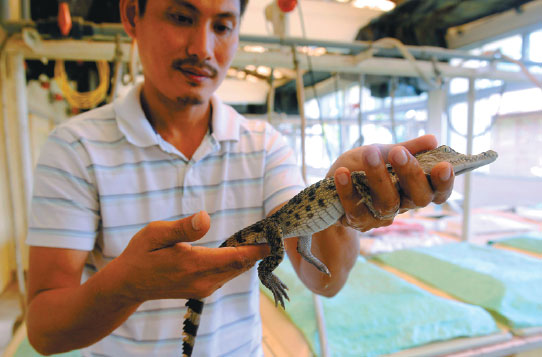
[262,273,289,309]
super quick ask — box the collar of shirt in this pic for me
[113,82,242,150]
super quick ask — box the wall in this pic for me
[241,0,382,41]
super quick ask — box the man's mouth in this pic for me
[179,66,214,78]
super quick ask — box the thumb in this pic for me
[146,211,211,251]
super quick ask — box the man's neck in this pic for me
[140,85,212,160]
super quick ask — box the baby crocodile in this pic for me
[181,145,498,356]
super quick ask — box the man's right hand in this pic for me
[114,211,270,302]
[26,211,268,354]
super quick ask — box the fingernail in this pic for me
[337,172,349,186]
[365,147,381,167]
[439,166,451,181]
[392,147,408,166]
[191,212,201,231]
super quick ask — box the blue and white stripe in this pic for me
[27,83,305,356]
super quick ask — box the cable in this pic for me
[296,1,333,161]
[447,82,506,138]
[372,37,441,90]
[54,60,110,109]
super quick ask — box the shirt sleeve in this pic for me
[27,126,100,251]
[262,123,306,216]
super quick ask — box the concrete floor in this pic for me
[0,281,24,356]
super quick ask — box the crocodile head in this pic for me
[415,145,498,176]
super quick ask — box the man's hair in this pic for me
[137,0,249,16]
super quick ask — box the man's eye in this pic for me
[215,24,232,34]
[172,14,193,24]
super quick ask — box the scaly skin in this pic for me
[181,145,498,356]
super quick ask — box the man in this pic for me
[26,0,454,356]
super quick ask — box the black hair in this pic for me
[137,0,249,16]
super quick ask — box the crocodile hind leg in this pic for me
[296,235,330,275]
[258,222,289,308]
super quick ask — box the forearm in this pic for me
[287,224,359,297]
[27,258,141,355]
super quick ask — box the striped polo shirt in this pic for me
[27,83,305,356]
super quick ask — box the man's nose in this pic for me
[186,25,213,60]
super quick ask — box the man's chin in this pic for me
[175,95,204,106]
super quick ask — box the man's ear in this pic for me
[120,0,139,38]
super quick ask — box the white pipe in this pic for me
[12,52,33,223]
[312,293,329,357]
[3,21,541,66]
[461,78,475,241]
[389,78,398,144]
[293,47,307,182]
[13,52,32,299]
[4,37,542,83]
[267,68,275,123]
[293,45,329,357]
[233,50,542,83]
[1,52,27,312]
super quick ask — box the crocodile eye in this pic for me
[443,146,451,152]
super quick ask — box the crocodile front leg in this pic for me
[258,222,289,308]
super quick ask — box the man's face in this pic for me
[132,0,240,106]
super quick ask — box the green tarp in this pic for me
[374,243,542,330]
[490,232,542,255]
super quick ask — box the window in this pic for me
[529,30,542,62]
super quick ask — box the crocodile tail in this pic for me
[182,298,204,357]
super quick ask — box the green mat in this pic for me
[490,232,542,255]
[262,257,498,356]
[374,242,542,330]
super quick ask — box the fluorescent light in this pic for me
[243,45,266,53]
[256,66,271,76]
[352,0,395,11]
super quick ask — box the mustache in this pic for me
[172,57,218,77]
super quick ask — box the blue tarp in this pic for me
[262,256,498,356]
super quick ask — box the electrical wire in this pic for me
[447,82,506,138]
[372,37,441,90]
[296,1,334,162]
[54,60,110,109]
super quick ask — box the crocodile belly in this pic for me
[283,196,344,238]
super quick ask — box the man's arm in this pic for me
[283,135,454,297]
[27,246,141,355]
[26,212,270,355]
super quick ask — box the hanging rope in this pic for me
[54,60,110,109]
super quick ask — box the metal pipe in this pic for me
[461,77,476,242]
[2,20,542,67]
[21,0,30,21]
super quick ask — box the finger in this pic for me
[146,211,211,251]
[195,244,270,275]
[389,146,433,208]
[363,145,400,218]
[430,162,454,204]
[377,134,438,160]
[334,167,370,229]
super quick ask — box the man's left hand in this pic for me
[328,135,454,232]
